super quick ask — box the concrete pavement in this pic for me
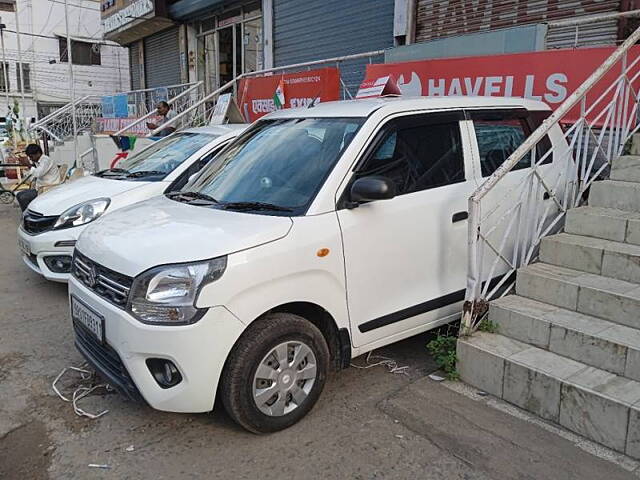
[0,201,637,479]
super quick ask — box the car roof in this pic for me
[182,124,249,135]
[264,96,551,119]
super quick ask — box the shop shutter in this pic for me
[415,0,620,48]
[129,41,142,90]
[273,0,394,96]
[144,27,181,88]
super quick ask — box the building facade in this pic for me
[0,0,129,121]
[105,0,640,103]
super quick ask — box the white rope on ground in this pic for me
[350,350,410,375]
[52,364,111,419]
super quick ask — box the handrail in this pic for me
[31,95,95,129]
[470,27,640,206]
[462,25,640,335]
[150,49,386,135]
[114,81,204,136]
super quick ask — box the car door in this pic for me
[336,111,477,348]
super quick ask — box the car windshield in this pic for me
[116,132,217,177]
[183,117,363,215]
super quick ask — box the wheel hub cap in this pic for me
[252,341,318,417]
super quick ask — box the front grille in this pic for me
[72,250,133,308]
[73,322,143,403]
[22,209,59,235]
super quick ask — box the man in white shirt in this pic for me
[16,143,60,211]
[146,101,177,137]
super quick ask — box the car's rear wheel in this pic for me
[220,312,330,433]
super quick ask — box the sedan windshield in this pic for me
[114,132,217,178]
[183,118,363,215]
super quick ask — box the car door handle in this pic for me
[452,211,469,223]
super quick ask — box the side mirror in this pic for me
[348,176,396,207]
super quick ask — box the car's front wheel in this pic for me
[220,312,330,433]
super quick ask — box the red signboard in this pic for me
[359,46,640,122]
[237,67,341,122]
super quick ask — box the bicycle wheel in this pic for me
[0,190,15,204]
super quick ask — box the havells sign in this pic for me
[103,0,154,33]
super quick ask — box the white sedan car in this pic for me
[18,124,247,282]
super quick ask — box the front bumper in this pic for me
[68,276,246,413]
[18,226,81,282]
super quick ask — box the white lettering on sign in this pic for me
[419,73,570,104]
[250,97,318,114]
[102,0,154,33]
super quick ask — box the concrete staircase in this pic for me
[458,155,640,459]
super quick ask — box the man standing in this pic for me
[16,144,60,211]
[146,101,177,137]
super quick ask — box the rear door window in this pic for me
[469,110,553,177]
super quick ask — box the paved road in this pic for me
[0,201,637,479]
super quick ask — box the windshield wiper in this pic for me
[125,170,165,178]
[166,191,220,204]
[95,167,130,177]
[220,201,293,212]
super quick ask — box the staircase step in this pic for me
[590,180,640,212]
[490,295,640,381]
[516,262,640,329]
[565,206,640,245]
[610,155,640,183]
[540,232,640,282]
[458,331,640,457]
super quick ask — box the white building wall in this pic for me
[0,0,129,121]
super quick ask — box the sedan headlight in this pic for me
[54,198,110,230]
[127,257,227,325]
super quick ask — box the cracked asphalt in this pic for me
[0,201,637,479]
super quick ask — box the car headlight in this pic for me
[127,256,227,325]
[54,198,110,230]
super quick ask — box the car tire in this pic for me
[220,312,330,433]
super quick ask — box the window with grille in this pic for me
[59,38,101,65]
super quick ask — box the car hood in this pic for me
[28,176,153,216]
[77,195,294,276]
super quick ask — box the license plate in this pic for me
[18,237,30,256]
[71,296,105,343]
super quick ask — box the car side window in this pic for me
[356,120,465,196]
[472,111,553,177]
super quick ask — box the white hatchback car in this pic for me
[18,124,247,282]
[68,97,567,433]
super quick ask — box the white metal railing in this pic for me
[29,82,202,142]
[113,81,205,136]
[461,25,640,335]
[149,50,386,135]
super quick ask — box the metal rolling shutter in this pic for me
[415,0,620,48]
[273,0,394,95]
[144,27,181,88]
[129,41,142,90]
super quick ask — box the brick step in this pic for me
[565,206,640,245]
[610,155,640,183]
[540,232,640,283]
[589,180,640,213]
[490,295,640,382]
[457,332,640,458]
[515,262,640,329]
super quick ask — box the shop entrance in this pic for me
[197,3,262,93]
